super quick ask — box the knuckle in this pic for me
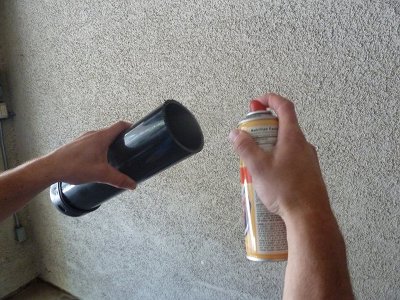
[116,120,131,128]
[283,130,304,143]
[108,121,125,131]
[109,121,131,135]
[79,130,96,138]
[107,121,124,130]
[281,100,295,112]
[116,120,126,127]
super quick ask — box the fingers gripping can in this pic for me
[238,100,288,261]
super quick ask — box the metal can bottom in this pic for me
[246,253,288,262]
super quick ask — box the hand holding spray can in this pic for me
[238,100,288,261]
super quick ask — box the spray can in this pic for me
[238,100,288,261]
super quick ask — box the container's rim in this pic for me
[162,100,204,154]
[50,182,99,217]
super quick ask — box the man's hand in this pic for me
[229,93,353,299]
[0,121,136,222]
[229,93,330,218]
[47,121,136,190]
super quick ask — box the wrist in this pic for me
[283,204,336,228]
[279,194,334,225]
[282,198,343,258]
[38,152,63,184]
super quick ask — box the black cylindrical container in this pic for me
[50,100,204,217]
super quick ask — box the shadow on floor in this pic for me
[3,278,78,300]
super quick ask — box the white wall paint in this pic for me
[0,0,399,299]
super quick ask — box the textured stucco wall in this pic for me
[0,12,38,297]
[1,0,399,299]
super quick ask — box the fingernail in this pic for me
[229,129,240,143]
[127,180,137,190]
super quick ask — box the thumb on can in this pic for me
[229,129,269,177]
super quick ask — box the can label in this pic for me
[239,116,288,261]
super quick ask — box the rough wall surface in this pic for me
[1,0,399,299]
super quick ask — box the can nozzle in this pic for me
[250,100,267,112]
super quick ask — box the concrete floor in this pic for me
[5,279,77,300]
[0,0,399,299]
